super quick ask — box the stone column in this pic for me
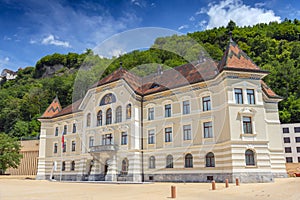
[129,152,142,182]
[36,128,47,180]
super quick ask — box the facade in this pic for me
[37,40,287,183]
[0,69,17,82]
[6,140,39,176]
[281,123,300,163]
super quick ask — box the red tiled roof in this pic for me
[218,40,267,73]
[41,97,62,118]
[53,99,82,118]
[261,80,281,99]
[43,40,281,118]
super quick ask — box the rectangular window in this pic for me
[286,157,293,163]
[63,125,67,135]
[202,96,211,111]
[294,127,300,133]
[285,147,292,153]
[284,137,291,143]
[148,129,155,144]
[243,116,252,134]
[165,127,172,142]
[183,125,191,140]
[246,89,255,104]
[54,143,58,153]
[55,127,59,136]
[204,122,213,138]
[234,88,243,104]
[72,123,76,133]
[102,134,113,145]
[165,104,171,118]
[296,137,300,143]
[183,100,190,115]
[121,132,128,145]
[148,107,154,120]
[72,141,76,152]
[282,127,289,133]
[298,157,300,163]
[297,147,300,153]
[89,136,94,147]
[63,142,66,153]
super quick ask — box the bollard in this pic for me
[236,178,239,186]
[171,185,176,198]
[212,180,216,190]
[225,179,229,188]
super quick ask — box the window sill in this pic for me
[240,133,257,137]
[245,165,257,168]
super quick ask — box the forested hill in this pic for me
[0,19,299,139]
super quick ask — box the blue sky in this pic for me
[0,0,299,72]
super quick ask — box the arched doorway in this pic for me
[104,159,109,176]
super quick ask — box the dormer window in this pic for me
[150,83,160,89]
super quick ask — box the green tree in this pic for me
[0,133,22,174]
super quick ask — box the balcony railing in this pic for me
[90,144,118,152]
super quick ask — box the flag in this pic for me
[62,134,65,148]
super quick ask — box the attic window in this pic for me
[150,83,160,89]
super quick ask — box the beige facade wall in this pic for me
[37,69,287,182]
[7,140,39,176]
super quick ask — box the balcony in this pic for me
[90,144,118,152]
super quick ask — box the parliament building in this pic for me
[37,40,287,183]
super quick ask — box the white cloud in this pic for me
[131,0,146,8]
[29,39,37,44]
[0,56,10,70]
[41,35,71,48]
[203,0,281,29]
[3,36,12,41]
[254,2,266,7]
[21,1,140,52]
[178,25,189,30]
[195,7,207,15]
[198,20,207,28]
[189,16,195,21]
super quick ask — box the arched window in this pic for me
[185,153,193,168]
[245,149,255,166]
[70,161,75,171]
[97,110,102,126]
[121,158,129,175]
[62,161,66,171]
[149,156,156,169]
[87,113,91,127]
[106,108,112,125]
[205,152,215,167]
[100,93,116,106]
[116,106,122,123]
[166,155,173,168]
[126,104,132,119]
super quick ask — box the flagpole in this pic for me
[60,132,64,182]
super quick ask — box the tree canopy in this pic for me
[0,133,22,174]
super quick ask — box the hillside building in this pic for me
[37,40,287,183]
[0,69,17,82]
